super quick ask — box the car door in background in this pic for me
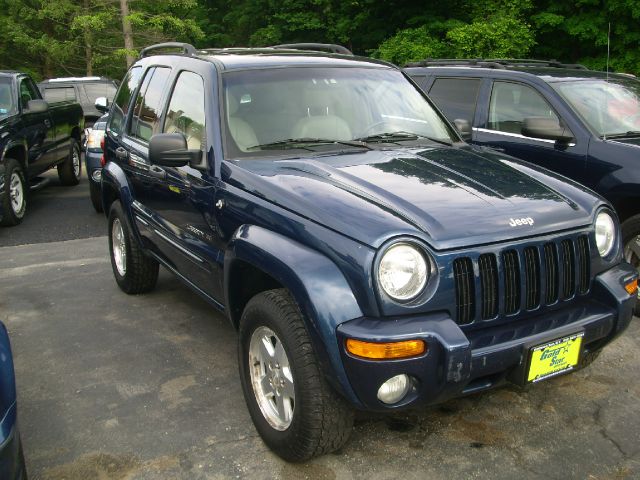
[18,77,55,176]
[472,80,587,181]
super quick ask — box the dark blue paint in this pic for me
[404,66,640,222]
[102,52,637,411]
[0,321,26,479]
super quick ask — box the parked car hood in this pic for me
[224,145,601,250]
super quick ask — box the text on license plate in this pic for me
[527,332,584,383]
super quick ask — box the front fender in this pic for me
[101,161,134,215]
[225,224,363,405]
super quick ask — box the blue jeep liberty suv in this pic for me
[101,43,638,461]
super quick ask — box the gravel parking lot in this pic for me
[1,170,639,479]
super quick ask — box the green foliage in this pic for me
[0,0,639,79]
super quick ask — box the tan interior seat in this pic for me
[227,93,259,151]
[292,89,352,140]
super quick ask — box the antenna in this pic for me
[606,22,611,82]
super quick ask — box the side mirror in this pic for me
[149,133,202,168]
[95,97,110,113]
[522,117,573,143]
[453,118,472,140]
[27,99,48,113]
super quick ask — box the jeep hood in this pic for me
[225,146,600,250]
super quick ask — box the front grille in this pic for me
[453,234,591,325]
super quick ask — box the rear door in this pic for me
[18,77,55,176]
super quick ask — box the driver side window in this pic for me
[488,82,559,135]
[163,71,206,151]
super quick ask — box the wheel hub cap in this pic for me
[248,326,295,431]
[112,218,126,276]
[9,172,24,217]
[73,148,80,177]
[624,235,640,300]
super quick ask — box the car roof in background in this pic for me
[39,76,116,85]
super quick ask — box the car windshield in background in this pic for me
[552,78,640,137]
[0,78,16,117]
[222,67,455,158]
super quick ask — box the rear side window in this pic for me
[163,71,206,151]
[83,83,117,102]
[488,81,559,134]
[429,78,481,124]
[42,87,76,102]
[130,67,171,143]
[109,66,142,136]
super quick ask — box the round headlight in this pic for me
[378,243,428,301]
[595,211,616,257]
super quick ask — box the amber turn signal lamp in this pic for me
[625,278,638,295]
[346,338,426,360]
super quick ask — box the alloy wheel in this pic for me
[112,218,127,276]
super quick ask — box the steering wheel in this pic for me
[355,120,392,138]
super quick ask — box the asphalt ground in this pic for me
[0,166,639,479]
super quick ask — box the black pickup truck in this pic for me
[0,71,84,226]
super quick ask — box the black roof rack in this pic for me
[139,42,198,58]
[404,58,590,70]
[270,43,353,55]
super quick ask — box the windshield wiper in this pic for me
[247,138,371,151]
[355,131,452,146]
[604,131,640,139]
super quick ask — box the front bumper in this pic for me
[84,150,103,184]
[337,263,637,411]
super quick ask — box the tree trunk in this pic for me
[119,0,135,67]
[84,0,93,75]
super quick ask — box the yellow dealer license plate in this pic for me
[527,333,583,383]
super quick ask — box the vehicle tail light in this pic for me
[100,136,105,151]
[100,154,105,167]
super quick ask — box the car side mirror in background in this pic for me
[149,133,203,169]
[453,118,472,140]
[522,117,574,143]
[26,99,48,113]
[95,96,110,113]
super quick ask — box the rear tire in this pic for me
[108,201,159,294]
[1,158,27,226]
[89,179,103,213]
[622,214,640,317]
[57,139,81,186]
[238,289,354,462]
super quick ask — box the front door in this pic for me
[473,80,588,183]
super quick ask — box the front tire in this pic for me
[108,201,159,294]
[622,214,640,316]
[238,289,353,462]
[57,139,81,186]
[1,158,27,226]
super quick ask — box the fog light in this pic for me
[91,170,102,182]
[377,374,411,404]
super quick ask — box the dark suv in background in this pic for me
[404,59,640,314]
[38,76,117,128]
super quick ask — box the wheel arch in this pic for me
[225,224,363,405]
[101,161,134,219]
[2,141,28,172]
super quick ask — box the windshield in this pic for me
[552,78,640,137]
[222,67,455,158]
[0,78,17,118]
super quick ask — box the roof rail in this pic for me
[139,42,198,58]
[404,58,590,70]
[270,43,353,55]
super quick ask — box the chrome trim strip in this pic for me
[134,215,149,226]
[473,127,576,147]
[154,229,204,263]
[131,200,151,217]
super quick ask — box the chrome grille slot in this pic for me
[524,247,540,310]
[478,254,498,319]
[544,242,559,305]
[503,250,521,315]
[453,257,475,324]
[561,239,576,299]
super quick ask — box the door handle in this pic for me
[149,165,166,179]
[115,147,128,160]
